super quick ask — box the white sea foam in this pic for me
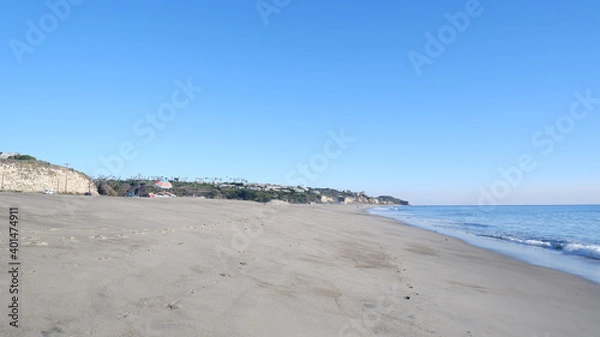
[563,243,600,259]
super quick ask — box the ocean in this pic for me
[368,205,600,284]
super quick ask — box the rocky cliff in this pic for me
[0,160,98,195]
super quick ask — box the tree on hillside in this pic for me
[8,154,36,161]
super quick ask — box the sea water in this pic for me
[368,205,600,284]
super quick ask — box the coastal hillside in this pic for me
[94,178,410,205]
[0,155,98,195]
[0,152,408,204]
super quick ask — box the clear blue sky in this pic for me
[1,0,599,205]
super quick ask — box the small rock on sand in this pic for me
[167,301,181,310]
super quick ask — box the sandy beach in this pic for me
[0,193,598,337]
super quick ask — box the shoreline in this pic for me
[365,205,600,285]
[0,193,598,336]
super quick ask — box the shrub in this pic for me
[8,154,37,161]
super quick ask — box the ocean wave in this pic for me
[369,207,392,212]
[480,235,600,260]
[462,222,492,228]
[562,243,600,260]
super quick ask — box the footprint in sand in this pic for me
[166,300,181,310]
[89,235,107,240]
[27,241,49,246]
[41,326,64,337]
[158,229,176,234]
[61,263,81,268]
[118,311,131,319]
[22,236,48,246]
[61,236,78,243]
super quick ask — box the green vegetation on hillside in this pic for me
[8,154,37,161]
[92,177,409,205]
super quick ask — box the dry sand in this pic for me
[0,192,598,336]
